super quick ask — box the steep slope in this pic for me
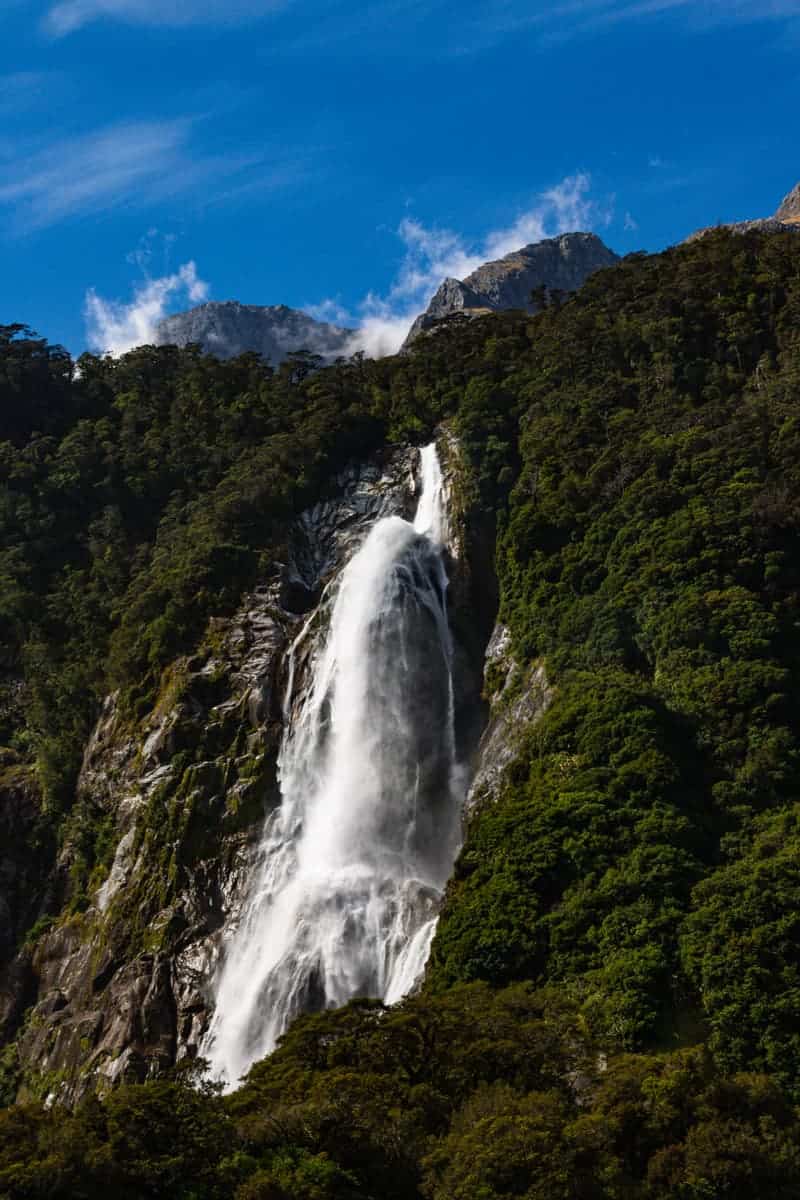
[156,300,353,364]
[5,229,800,1196]
[403,231,618,345]
[0,335,496,1104]
[776,180,800,223]
[8,449,451,1100]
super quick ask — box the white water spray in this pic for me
[203,443,464,1087]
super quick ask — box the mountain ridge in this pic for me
[402,231,619,346]
[155,299,354,365]
[146,180,800,363]
[153,232,620,363]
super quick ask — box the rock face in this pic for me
[686,217,799,242]
[0,430,557,1107]
[466,626,553,815]
[404,233,619,346]
[156,302,353,365]
[776,182,800,224]
[6,437,502,1104]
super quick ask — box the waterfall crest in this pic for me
[203,442,464,1087]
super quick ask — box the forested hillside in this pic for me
[3,229,800,1197]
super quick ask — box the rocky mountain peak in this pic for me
[775,182,800,224]
[155,300,353,366]
[420,277,491,322]
[403,231,619,347]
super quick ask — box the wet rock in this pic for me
[466,623,553,814]
[436,432,498,770]
[8,436,517,1102]
[11,443,431,1102]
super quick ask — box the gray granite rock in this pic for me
[156,301,353,366]
[404,232,619,346]
[775,181,800,224]
[465,625,553,815]
[686,216,800,242]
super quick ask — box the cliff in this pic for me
[5,227,800,1197]
[2,438,502,1103]
[776,180,800,223]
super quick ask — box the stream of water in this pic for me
[203,444,464,1087]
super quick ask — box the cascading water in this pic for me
[203,443,465,1087]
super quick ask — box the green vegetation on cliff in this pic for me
[4,987,800,1199]
[432,232,800,1098]
[3,229,800,1195]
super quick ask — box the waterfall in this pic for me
[203,443,464,1088]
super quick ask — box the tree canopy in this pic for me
[4,230,800,1195]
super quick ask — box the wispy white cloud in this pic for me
[38,0,800,48]
[461,0,800,52]
[304,297,354,326]
[331,172,608,357]
[391,174,598,303]
[44,0,287,36]
[592,0,800,28]
[0,119,187,230]
[85,260,209,355]
[345,302,420,360]
[0,118,278,233]
[84,173,608,360]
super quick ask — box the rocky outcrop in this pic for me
[776,182,800,224]
[411,278,491,329]
[13,620,283,1101]
[404,233,619,347]
[156,301,353,366]
[434,441,553,815]
[686,217,800,242]
[466,625,553,814]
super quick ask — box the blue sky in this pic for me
[3,0,800,355]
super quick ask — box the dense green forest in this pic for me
[3,228,800,1196]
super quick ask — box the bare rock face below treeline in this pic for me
[1,434,552,1106]
[8,447,421,1104]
